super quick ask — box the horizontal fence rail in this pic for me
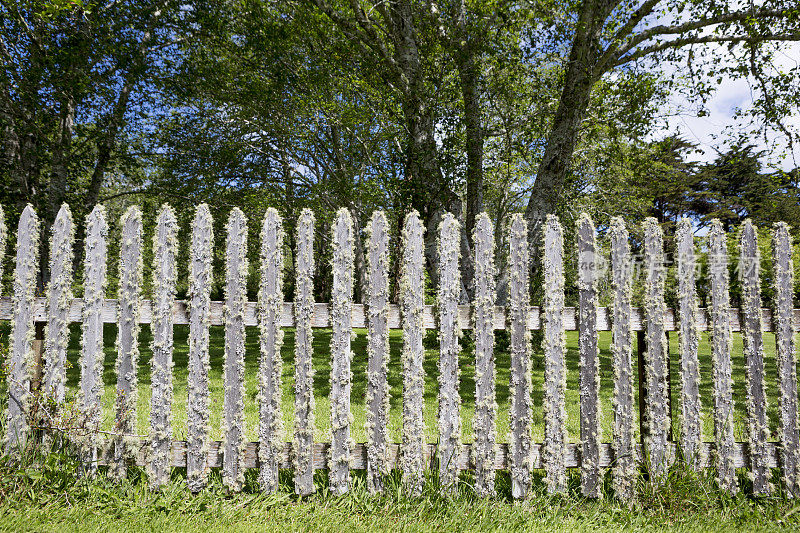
[1,203,799,501]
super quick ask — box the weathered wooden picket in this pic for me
[1,202,800,500]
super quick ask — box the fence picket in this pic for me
[366,211,390,494]
[773,222,800,497]
[610,217,634,499]
[222,208,248,492]
[258,208,284,493]
[43,204,75,417]
[148,205,177,490]
[187,204,214,492]
[330,208,354,496]
[294,208,316,496]
[401,210,425,495]
[113,206,142,479]
[708,220,738,493]
[643,218,669,478]
[543,214,567,494]
[676,218,701,469]
[577,213,600,498]
[0,205,6,296]
[740,220,770,495]
[509,213,532,499]
[79,206,107,472]
[473,213,496,497]
[5,205,39,453]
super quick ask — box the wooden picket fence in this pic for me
[0,202,799,499]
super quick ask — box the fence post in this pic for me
[508,213,532,499]
[366,210,390,494]
[543,214,566,494]
[472,213,496,497]
[438,213,461,491]
[79,206,107,473]
[330,208,354,496]
[610,217,635,500]
[577,213,600,497]
[294,208,316,496]
[258,208,284,493]
[148,205,177,490]
[113,206,142,480]
[676,218,701,469]
[5,205,39,453]
[187,204,214,493]
[0,205,6,293]
[401,210,425,495]
[223,208,248,492]
[43,204,75,431]
[643,218,669,478]
[740,220,770,495]
[773,222,800,497]
[708,220,737,493]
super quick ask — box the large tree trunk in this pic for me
[457,44,483,252]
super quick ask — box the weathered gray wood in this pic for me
[509,213,532,499]
[294,208,316,496]
[5,205,39,453]
[739,219,770,495]
[543,214,566,495]
[113,206,143,479]
[330,208,354,496]
[43,204,75,412]
[643,217,669,478]
[223,208,248,492]
[79,206,108,471]
[472,213,496,497]
[187,204,214,492]
[0,204,6,297]
[708,220,738,493]
[676,218,701,469]
[773,222,800,497]
[401,210,425,495]
[258,208,284,493]
[610,217,635,500]
[148,205,178,490]
[577,213,600,498]
[366,210,390,494]
[437,213,461,491]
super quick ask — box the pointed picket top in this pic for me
[5,204,40,453]
[43,203,75,407]
[0,204,7,297]
[148,205,178,490]
[79,205,108,472]
[258,207,284,493]
[187,203,214,492]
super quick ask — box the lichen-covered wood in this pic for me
[258,208,284,493]
[365,211,390,494]
[739,220,770,495]
[148,205,178,490]
[43,204,75,417]
[113,206,143,479]
[79,206,107,472]
[773,222,800,497]
[643,217,669,478]
[5,205,39,453]
[708,220,738,493]
[609,217,634,500]
[472,213,496,497]
[0,204,7,297]
[437,213,461,491]
[543,214,566,494]
[294,208,316,496]
[401,210,425,495]
[676,218,701,469]
[187,204,214,492]
[577,213,600,498]
[223,208,248,492]
[508,213,532,499]
[330,208,354,496]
